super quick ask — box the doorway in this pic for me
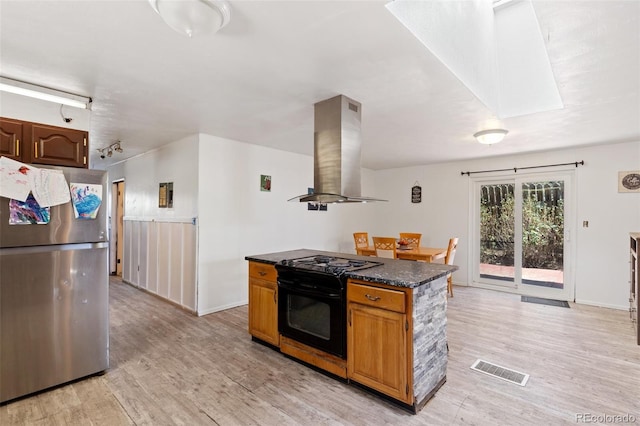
[113,180,125,276]
[472,172,574,301]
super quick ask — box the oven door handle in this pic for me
[278,281,341,299]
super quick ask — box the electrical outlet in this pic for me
[583,220,589,228]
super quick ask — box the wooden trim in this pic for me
[414,376,446,412]
[280,335,347,379]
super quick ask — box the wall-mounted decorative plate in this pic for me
[619,171,640,193]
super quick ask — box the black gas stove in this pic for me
[277,255,383,276]
[275,254,382,358]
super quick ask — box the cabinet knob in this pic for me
[258,271,267,276]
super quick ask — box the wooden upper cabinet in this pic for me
[0,117,89,168]
[0,118,24,161]
[32,123,88,168]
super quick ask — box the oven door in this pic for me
[277,272,345,358]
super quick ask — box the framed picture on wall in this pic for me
[159,182,173,208]
[618,171,640,193]
[260,175,272,192]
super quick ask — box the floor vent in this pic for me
[470,359,529,386]
[521,296,570,308]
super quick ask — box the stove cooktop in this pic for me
[278,255,383,275]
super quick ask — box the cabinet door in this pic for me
[32,123,88,168]
[0,118,24,161]
[248,277,279,346]
[347,302,409,403]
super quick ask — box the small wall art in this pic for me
[618,171,640,193]
[260,175,272,192]
[411,181,422,203]
[159,182,174,208]
[307,187,318,210]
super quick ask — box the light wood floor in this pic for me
[2,277,639,425]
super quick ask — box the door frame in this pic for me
[469,170,576,301]
[110,179,125,276]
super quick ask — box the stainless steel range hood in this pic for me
[288,95,386,203]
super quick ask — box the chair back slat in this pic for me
[373,236,397,259]
[445,237,459,297]
[399,232,422,248]
[353,232,369,249]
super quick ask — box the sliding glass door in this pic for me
[473,173,573,301]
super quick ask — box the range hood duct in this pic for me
[288,95,386,203]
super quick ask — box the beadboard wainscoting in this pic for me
[122,218,197,312]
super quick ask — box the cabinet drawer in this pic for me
[348,283,405,313]
[249,262,277,282]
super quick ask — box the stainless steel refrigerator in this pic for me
[0,165,109,403]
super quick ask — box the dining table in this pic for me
[357,246,447,262]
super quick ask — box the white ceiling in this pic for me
[1,0,638,170]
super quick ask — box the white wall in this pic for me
[372,141,640,310]
[196,134,378,315]
[107,135,199,311]
[107,131,380,315]
[0,92,90,132]
[107,134,199,220]
[108,130,637,313]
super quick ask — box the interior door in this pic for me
[116,181,125,276]
[473,172,574,301]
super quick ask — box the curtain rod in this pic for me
[461,160,584,176]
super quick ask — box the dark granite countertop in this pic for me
[245,249,458,289]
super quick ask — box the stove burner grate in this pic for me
[279,255,383,275]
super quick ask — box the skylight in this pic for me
[385,0,563,119]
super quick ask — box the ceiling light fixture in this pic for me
[97,141,123,159]
[474,129,509,145]
[0,76,92,109]
[148,0,231,38]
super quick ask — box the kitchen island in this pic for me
[245,249,457,413]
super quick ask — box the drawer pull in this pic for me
[258,271,267,276]
[365,294,381,302]
[16,139,20,156]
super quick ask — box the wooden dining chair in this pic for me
[399,232,422,248]
[353,232,370,255]
[444,238,459,297]
[373,236,397,259]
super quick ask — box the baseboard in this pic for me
[198,300,248,316]
[574,299,628,311]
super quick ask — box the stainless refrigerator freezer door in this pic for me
[0,166,107,248]
[0,242,109,403]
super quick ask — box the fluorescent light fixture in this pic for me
[474,129,508,145]
[148,0,231,38]
[0,76,91,109]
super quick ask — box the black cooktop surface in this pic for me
[277,255,383,275]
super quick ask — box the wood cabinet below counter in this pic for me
[0,117,88,168]
[347,277,449,412]
[347,280,411,404]
[248,261,279,347]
